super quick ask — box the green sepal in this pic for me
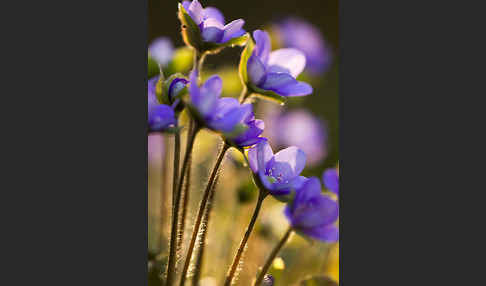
[238,35,255,85]
[299,276,338,286]
[249,84,288,105]
[178,3,203,51]
[202,33,249,55]
[156,73,188,113]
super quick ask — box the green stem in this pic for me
[179,143,230,286]
[238,86,251,104]
[253,227,293,286]
[191,175,218,286]
[224,191,268,286]
[172,132,181,209]
[177,120,194,255]
[166,126,199,286]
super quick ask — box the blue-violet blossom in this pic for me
[247,30,313,97]
[188,70,260,142]
[284,177,339,242]
[248,139,308,201]
[148,77,177,132]
[323,167,339,195]
[182,0,245,44]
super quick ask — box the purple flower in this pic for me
[272,18,332,75]
[284,177,339,242]
[148,77,177,132]
[246,30,313,97]
[248,139,308,201]
[265,109,327,167]
[182,0,245,44]
[323,168,339,195]
[231,110,265,148]
[148,37,174,66]
[188,70,255,139]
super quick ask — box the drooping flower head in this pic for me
[265,108,327,167]
[284,177,339,242]
[248,139,308,201]
[181,0,245,44]
[148,37,174,67]
[188,70,263,147]
[323,167,339,195]
[271,17,332,75]
[148,77,177,132]
[246,30,313,98]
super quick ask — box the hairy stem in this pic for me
[253,227,293,286]
[159,135,171,252]
[172,132,181,209]
[166,126,199,286]
[177,121,194,254]
[224,191,268,286]
[191,175,218,286]
[179,143,230,286]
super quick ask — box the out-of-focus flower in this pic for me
[323,167,339,195]
[245,30,313,98]
[284,177,339,242]
[148,77,177,132]
[188,70,254,141]
[265,109,327,167]
[271,17,332,75]
[248,139,308,201]
[148,37,174,67]
[181,0,245,44]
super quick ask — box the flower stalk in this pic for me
[253,227,293,286]
[179,142,230,286]
[224,190,268,286]
[166,124,200,286]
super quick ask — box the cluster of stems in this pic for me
[162,49,290,286]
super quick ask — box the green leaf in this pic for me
[299,276,338,286]
[239,35,255,85]
[178,3,203,51]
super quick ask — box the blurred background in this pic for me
[148,0,339,285]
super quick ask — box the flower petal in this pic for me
[260,72,297,91]
[292,194,339,229]
[253,30,271,63]
[268,48,306,78]
[248,139,273,173]
[273,146,306,178]
[222,19,245,42]
[300,224,339,243]
[274,81,313,97]
[203,6,225,23]
[323,168,339,195]
[148,104,176,132]
[247,54,267,86]
[233,119,264,147]
[202,18,224,42]
[188,0,204,25]
[148,76,159,109]
[208,98,247,132]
